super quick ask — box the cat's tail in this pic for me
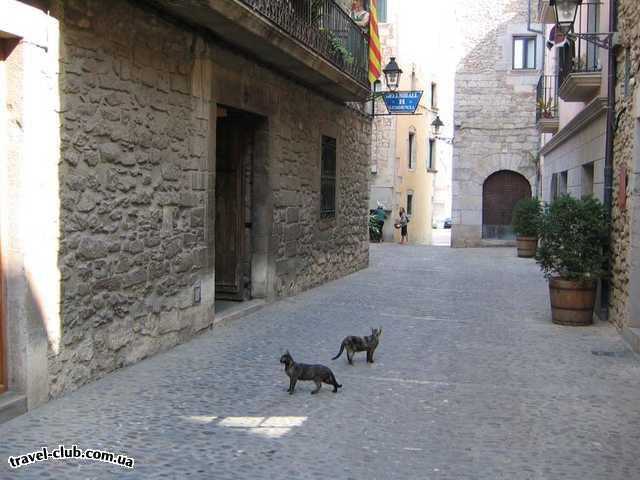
[331,342,345,360]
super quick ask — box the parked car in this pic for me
[444,218,452,229]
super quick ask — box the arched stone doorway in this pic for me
[482,170,532,240]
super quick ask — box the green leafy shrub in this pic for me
[512,197,542,237]
[536,196,609,281]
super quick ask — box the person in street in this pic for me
[397,207,409,244]
[374,205,385,242]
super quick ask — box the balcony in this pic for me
[558,40,603,102]
[144,0,370,101]
[537,0,557,24]
[536,75,559,133]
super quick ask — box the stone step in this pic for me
[0,391,27,425]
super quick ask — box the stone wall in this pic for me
[47,0,370,398]
[451,0,540,247]
[370,22,398,241]
[609,0,640,337]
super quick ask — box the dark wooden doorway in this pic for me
[215,109,254,301]
[482,170,531,240]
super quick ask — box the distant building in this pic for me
[369,6,439,244]
[452,0,542,247]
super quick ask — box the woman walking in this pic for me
[398,207,409,244]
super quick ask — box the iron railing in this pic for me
[239,0,369,87]
[536,74,559,122]
[558,1,604,88]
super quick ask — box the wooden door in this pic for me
[483,170,531,239]
[215,116,246,300]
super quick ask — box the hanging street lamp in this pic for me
[549,0,616,49]
[431,115,444,137]
[382,57,403,92]
[550,0,581,35]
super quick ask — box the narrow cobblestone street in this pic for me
[2,245,639,479]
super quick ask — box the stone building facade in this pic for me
[609,0,640,353]
[452,0,541,247]
[0,0,371,419]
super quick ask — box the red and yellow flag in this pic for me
[368,0,382,85]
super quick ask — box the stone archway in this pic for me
[482,170,532,240]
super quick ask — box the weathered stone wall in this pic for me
[609,0,640,336]
[451,0,540,247]
[49,0,370,398]
[370,22,398,241]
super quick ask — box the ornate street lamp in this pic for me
[550,0,581,35]
[431,115,444,136]
[383,57,403,92]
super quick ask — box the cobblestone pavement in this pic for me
[2,245,640,479]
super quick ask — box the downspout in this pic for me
[602,0,618,321]
[529,0,544,199]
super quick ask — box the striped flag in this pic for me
[368,0,382,85]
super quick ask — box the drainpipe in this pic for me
[602,0,618,321]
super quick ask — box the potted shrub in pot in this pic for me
[512,197,542,258]
[536,196,609,326]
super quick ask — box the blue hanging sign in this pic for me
[382,91,423,115]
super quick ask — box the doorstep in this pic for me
[480,239,517,247]
[0,391,27,425]
[214,299,267,325]
[621,326,640,357]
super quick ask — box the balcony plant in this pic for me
[536,195,609,326]
[512,197,542,258]
[536,98,556,119]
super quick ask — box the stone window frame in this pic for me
[512,36,537,71]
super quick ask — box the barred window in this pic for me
[321,136,337,218]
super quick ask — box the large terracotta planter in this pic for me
[516,236,538,258]
[549,277,597,326]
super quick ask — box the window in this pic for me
[407,193,413,216]
[428,139,436,171]
[582,163,594,198]
[408,131,416,169]
[513,36,536,70]
[551,173,558,200]
[559,171,568,196]
[377,0,388,23]
[321,136,337,218]
[430,83,437,109]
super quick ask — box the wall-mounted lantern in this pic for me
[383,57,403,92]
[550,0,581,35]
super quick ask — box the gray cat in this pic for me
[332,328,382,365]
[279,351,342,395]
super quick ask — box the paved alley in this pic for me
[1,245,639,480]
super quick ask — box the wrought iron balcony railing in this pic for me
[239,0,369,87]
[536,74,559,122]
[557,1,604,88]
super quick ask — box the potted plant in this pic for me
[536,98,556,119]
[512,197,542,258]
[536,196,609,326]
